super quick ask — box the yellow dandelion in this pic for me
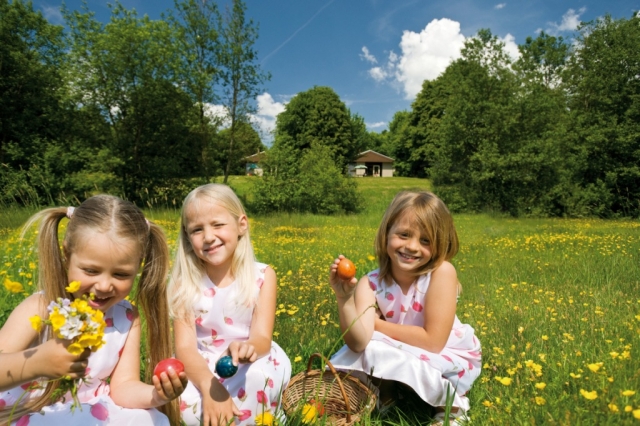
[622,390,636,396]
[367,255,375,261]
[608,403,619,412]
[3,277,23,293]
[587,363,603,373]
[535,396,546,405]
[65,280,81,293]
[610,351,620,358]
[625,405,633,412]
[579,389,598,400]
[535,382,547,390]
[542,335,549,341]
[301,403,318,424]
[255,411,274,426]
[633,409,640,420]
[495,377,512,386]
[482,400,493,407]
[294,356,302,362]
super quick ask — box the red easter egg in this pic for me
[337,258,356,281]
[153,358,185,377]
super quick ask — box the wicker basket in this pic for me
[281,353,377,425]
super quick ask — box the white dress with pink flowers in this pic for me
[329,269,482,412]
[179,262,291,426]
[0,300,169,426]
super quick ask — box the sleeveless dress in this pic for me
[179,262,292,426]
[329,269,482,412]
[0,300,169,425]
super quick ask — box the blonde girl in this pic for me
[329,191,482,425]
[169,184,291,426]
[0,195,186,426]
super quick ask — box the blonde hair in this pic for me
[1,195,180,426]
[375,191,459,286]
[169,184,256,319]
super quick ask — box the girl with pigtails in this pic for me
[0,195,187,425]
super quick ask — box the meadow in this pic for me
[1,177,639,425]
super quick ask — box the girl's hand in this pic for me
[151,368,188,403]
[202,380,243,426]
[37,338,91,380]
[224,341,257,366]
[329,255,358,300]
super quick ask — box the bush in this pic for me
[251,143,360,215]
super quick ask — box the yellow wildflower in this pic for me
[482,400,493,407]
[495,377,512,386]
[294,356,302,362]
[580,389,598,400]
[535,382,546,390]
[535,396,546,405]
[29,315,43,332]
[301,403,318,424]
[3,277,23,293]
[65,280,81,293]
[625,405,633,412]
[622,390,635,396]
[587,362,603,373]
[633,409,640,420]
[608,403,618,412]
[541,335,549,341]
[255,411,274,426]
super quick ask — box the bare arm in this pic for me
[174,314,241,425]
[109,312,186,408]
[0,294,90,392]
[329,256,377,353]
[374,262,458,353]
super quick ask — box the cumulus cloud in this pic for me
[364,18,466,99]
[360,47,378,64]
[366,121,386,129]
[500,33,520,61]
[251,93,286,142]
[495,3,506,10]
[42,5,63,24]
[547,8,586,34]
[203,93,286,145]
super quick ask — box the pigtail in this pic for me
[2,209,70,423]
[135,221,180,426]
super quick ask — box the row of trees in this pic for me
[1,0,266,205]
[374,15,640,217]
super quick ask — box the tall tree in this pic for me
[274,86,363,171]
[218,0,268,183]
[563,13,640,216]
[169,0,221,180]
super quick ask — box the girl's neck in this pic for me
[205,261,234,288]
[391,269,415,295]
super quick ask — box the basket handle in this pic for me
[306,353,353,423]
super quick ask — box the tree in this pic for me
[0,0,67,204]
[273,86,365,171]
[563,14,640,216]
[218,0,268,183]
[64,2,201,201]
[169,0,221,180]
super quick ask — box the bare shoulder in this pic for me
[430,261,458,285]
[10,293,48,319]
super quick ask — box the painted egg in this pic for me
[215,355,238,378]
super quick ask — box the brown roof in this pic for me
[244,151,265,162]
[355,150,394,163]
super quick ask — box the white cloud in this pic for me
[500,33,520,61]
[366,121,386,129]
[368,66,388,81]
[360,46,378,64]
[391,18,466,99]
[547,8,586,34]
[251,93,287,144]
[42,5,63,24]
[495,3,506,10]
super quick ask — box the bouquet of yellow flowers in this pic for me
[29,281,107,411]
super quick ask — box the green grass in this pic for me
[2,177,639,425]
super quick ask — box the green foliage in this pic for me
[251,143,361,214]
[274,86,367,171]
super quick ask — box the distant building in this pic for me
[348,150,394,177]
[244,151,265,176]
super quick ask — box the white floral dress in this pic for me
[0,300,169,425]
[179,262,291,426]
[329,269,482,412]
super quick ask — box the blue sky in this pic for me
[39,0,639,141]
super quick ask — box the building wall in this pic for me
[382,163,394,177]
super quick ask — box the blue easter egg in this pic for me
[215,356,238,378]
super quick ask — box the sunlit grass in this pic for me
[2,177,639,424]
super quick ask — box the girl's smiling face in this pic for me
[386,210,432,283]
[184,198,247,274]
[66,230,141,312]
